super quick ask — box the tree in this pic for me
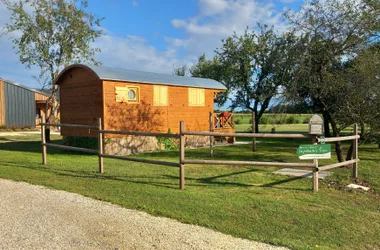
[2,0,102,126]
[172,64,187,76]
[190,54,228,105]
[214,26,298,132]
[335,43,380,156]
[285,0,380,161]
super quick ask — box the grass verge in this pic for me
[0,134,379,250]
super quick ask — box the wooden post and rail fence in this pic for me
[41,117,359,192]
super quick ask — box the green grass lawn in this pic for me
[0,134,379,250]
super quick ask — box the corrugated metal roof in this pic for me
[0,77,50,97]
[57,64,227,90]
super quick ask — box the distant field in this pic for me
[233,113,311,126]
[235,124,309,133]
[233,114,355,134]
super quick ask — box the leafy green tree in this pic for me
[285,0,380,161]
[190,54,228,105]
[215,26,298,132]
[172,64,187,76]
[2,0,102,123]
[335,44,380,157]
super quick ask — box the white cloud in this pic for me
[132,0,138,7]
[198,0,229,16]
[94,33,188,74]
[168,0,288,60]
[0,0,290,88]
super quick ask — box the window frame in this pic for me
[115,86,140,104]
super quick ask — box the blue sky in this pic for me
[0,0,304,89]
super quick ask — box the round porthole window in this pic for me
[128,89,136,100]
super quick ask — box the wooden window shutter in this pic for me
[153,85,168,106]
[188,88,205,106]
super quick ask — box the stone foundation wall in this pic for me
[104,136,159,155]
[104,134,211,155]
[185,135,210,148]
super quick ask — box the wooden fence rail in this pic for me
[41,123,98,129]
[99,129,180,138]
[41,117,359,192]
[182,131,310,139]
[183,159,315,168]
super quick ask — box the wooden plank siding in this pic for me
[57,67,103,137]
[57,65,225,138]
[35,92,49,101]
[102,80,217,137]
[0,80,5,126]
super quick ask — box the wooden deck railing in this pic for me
[213,112,234,129]
[41,117,359,192]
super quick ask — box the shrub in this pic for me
[274,119,283,124]
[286,116,296,124]
[0,125,6,130]
[260,116,269,124]
[63,136,98,149]
[157,129,178,150]
[11,125,20,131]
[303,117,310,124]
[295,119,300,124]
[234,119,241,125]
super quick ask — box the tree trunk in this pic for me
[323,112,330,137]
[335,141,344,162]
[328,113,344,162]
[45,127,51,143]
[255,115,259,133]
[345,142,354,168]
[346,143,354,161]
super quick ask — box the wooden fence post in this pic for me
[209,112,214,157]
[41,115,47,165]
[98,118,104,174]
[312,135,319,191]
[252,112,256,151]
[179,121,185,190]
[353,124,358,178]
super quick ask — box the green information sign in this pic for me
[296,144,331,160]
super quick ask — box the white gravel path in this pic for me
[0,179,289,250]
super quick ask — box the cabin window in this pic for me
[115,86,140,103]
[188,88,205,106]
[153,85,168,106]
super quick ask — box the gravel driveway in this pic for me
[0,179,288,250]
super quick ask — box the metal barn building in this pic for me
[0,78,50,128]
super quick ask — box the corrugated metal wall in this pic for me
[5,82,36,128]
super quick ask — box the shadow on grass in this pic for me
[261,176,306,188]
[0,137,317,191]
[0,139,96,156]
[162,169,310,191]
[2,160,180,190]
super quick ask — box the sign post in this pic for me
[307,114,325,191]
